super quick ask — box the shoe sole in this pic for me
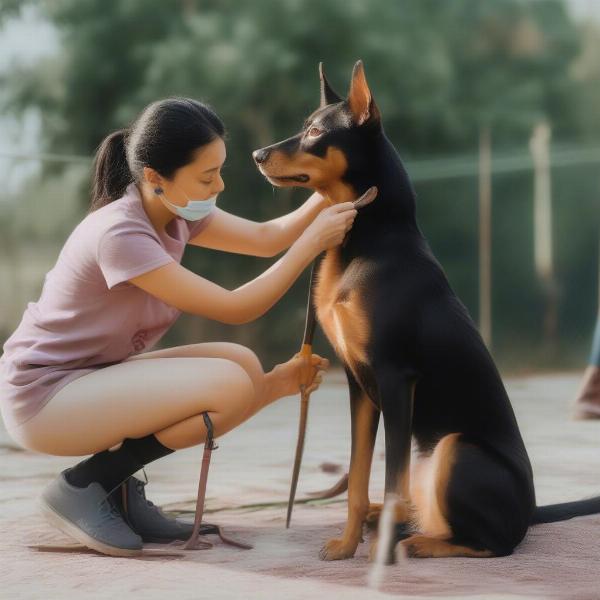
[572,401,600,420]
[39,498,143,557]
[573,410,600,420]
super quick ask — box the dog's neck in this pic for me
[316,181,357,205]
[321,133,423,265]
[314,135,418,222]
[344,134,420,238]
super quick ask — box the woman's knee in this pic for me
[127,341,266,401]
[216,358,256,414]
[154,361,256,448]
[219,343,265,392]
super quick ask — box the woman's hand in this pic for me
[300,202,358,254]
[272,351,330,397]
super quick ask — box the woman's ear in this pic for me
[143,166,162,190]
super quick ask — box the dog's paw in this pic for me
[400,535,493,558]
[319,537,357,561]
[364,502,383,529]
[401,535,437,558]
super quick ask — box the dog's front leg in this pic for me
[368,365,416,564]
[319,367,379,561]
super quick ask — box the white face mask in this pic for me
[155,184,218,221]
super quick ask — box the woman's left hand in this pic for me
[274,351,330,397]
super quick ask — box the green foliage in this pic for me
[0,0,24,24]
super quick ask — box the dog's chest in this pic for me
[313,250,372,375]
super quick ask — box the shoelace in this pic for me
[97,495,124,522]
[135,478,159,510]
[95,467,149,513]
[133,476,174,519]
[136,480,153,504]
[95,468,174,523]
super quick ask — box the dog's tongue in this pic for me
[353,186,377,209]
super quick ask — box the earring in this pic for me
[154,187,163,195]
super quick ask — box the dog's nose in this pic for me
[253,148,270,164]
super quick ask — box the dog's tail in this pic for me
[531,495,600,524]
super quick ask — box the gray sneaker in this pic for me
[112,473,219,543]
[39,468,143,557]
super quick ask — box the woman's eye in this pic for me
[308,127,322,137]
[199,166,225,184]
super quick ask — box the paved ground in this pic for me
[1,370,599,599]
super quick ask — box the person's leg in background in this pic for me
[573,312,600,419]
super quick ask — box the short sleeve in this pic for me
[187,210,217,240]
[97,229,175,290]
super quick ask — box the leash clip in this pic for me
[202,412,218,451]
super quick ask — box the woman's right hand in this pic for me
[300,201,358,254]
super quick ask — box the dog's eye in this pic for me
[308,127,323,137]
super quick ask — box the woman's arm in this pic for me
[189,191,328,257]
[130,201,356,325]
[260,191,329,254]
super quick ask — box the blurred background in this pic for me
[1,0,599,374]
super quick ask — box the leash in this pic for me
[177,411,253,550]
[286,186,377,528]
[286,254,323,528]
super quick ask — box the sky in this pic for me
[569,0,600,19]
[0,5,59,195]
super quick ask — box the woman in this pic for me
[0,97,359,556]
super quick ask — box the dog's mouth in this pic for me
[271,174,310,183]
[259,166,310,184]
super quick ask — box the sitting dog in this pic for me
[253,60,600,562]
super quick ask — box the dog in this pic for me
[253,60,600,562]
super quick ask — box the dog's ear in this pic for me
[347,60,381,126]
[319,62,343,108]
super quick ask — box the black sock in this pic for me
[64,434,175,493]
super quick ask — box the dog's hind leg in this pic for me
[367,365,417,564]
[319,367,380,561]
[400,434,496,558]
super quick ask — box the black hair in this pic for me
[89,97,226,213]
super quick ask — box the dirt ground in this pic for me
[1,370,599,599]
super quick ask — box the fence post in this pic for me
[530,122,558,353]
[479,125,492,349]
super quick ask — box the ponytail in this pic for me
[89,129,132,213]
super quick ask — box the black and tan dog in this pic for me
[253,60,600,562]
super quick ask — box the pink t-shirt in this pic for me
[0,182,215,431]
